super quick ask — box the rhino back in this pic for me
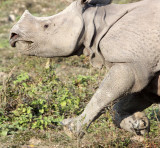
[100,0,160,72]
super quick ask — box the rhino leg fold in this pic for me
[62,63,151,138]
[112,91,153,136]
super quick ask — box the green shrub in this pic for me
[0,65,96,136]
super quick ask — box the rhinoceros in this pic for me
[10,0,160,138]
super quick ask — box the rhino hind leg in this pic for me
[62,63,152,138]
[112,91,153,136]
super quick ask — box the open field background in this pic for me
[0,0,160,147]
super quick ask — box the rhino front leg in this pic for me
[62,63,150,137]
[112,91,152,136]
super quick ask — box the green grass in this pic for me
[0,39,10,49]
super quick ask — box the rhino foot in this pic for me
[131,112,150,136]
[61,118,85,139]
[119,112,150,136]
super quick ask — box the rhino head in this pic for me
[9,0,112,57]
[10,1,84,57]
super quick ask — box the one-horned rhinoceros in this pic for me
[10,0,160,138]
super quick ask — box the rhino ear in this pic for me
[81,0,88,4]
[81,0,112,5]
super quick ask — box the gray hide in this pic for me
[10,0,160,138]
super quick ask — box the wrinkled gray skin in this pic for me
[10,0,160,138]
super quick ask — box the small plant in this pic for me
[0,66,97,136]
[13,72,30,85]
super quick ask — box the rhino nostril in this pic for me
[10,33,18,40]
[10,32,19,47]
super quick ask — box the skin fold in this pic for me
[10,0,160,138]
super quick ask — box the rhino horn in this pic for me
[19,10,33,21]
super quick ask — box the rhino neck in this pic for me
[82,1,144,68]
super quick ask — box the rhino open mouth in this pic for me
[10,33,33,47]
[10,33,33,51]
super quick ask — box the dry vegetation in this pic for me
[0,0,160,147]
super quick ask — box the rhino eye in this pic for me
[44,24,49,29]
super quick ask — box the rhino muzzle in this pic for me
[9,31,34,52]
